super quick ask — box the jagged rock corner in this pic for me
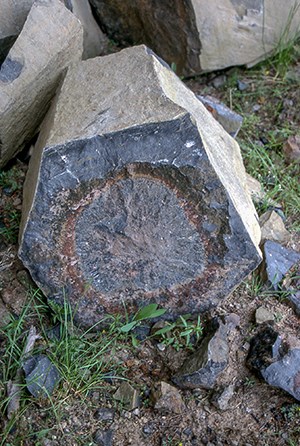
[18,45,262,327]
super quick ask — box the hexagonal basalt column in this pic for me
[19,45,261,327]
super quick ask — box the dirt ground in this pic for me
[0,59,300,446]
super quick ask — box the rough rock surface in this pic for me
[0,0,34,64]
[259,210,290,244]
[23,354,61,398]
[172,317,234,389]
[0,0,83,168]
[89,0,300,74]
[19,45,261,327]
[247,326,300,402]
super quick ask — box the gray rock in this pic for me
[93,428,113,446]
[237,80,249,92]
[198,95,243,138]
[0,0,34,64]
[19,45,261,328]
[263,241,300,289]
[89,1,300,75]
[63,0,108,59]
[211,384,235,410]
[153,381,185,414]
[94,407,115,422]
[259,210,290,244]
[113,382,140,411]
[172,317,233,389]
[23,354,61,398]
[255,306,274,325]
[247,326,300,402]
[0,0,83,167]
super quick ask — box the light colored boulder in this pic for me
[0,0,83,167]
[19,45,261,327]
[89,0,300,74]
[0,0,34,63]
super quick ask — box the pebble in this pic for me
[237,80,249,91]
[93,428,113,446]
[211,74,227,89]
[94,407,115,422]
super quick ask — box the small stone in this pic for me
[211,384,235,411]
[113,382,140,411]
[94,407,115,422]
[197,95,243,137]
[255,306,275,325]
[237,80,249,91]
[93,428,113,446]
[252,104,261,112]
[211,74,227,89]
[154,381,185,414]
[263,241,300,289]
[283,135,300,164]
[23,354,61,398]
[259,210,290,244]
[142,421,156,436]
[172,317,232,389]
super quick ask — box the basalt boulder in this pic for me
[19,45,261,328]
[89,0,300,75]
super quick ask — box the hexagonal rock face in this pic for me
[0,0,83,168]
[89,0,300,75]
[19,45,261,328]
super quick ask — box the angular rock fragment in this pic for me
[259,210,290,244]
[23,354,61,398]
[153,381,185,414]
[19,45,261,328]
[0,0,83,167]
[89,0,300,75]
[263,241,300,288]
[113,382,140,411]
[197,96,243,138]
[172,317,234,389]
[247,326,300,402]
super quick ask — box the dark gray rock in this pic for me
[19,45,261,328]
[93,428,113,446]
[172,317,234,389]
[263,241,300,288]
[23,354,61,398]
[197,95,243,138]
[247,326,300,401]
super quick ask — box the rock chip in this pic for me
[113,382,140,411]
[23,354,61,398]
[211,384,235,411]
[94,407,115,422]
[247,326,300,402]
[93,428,113,446]
[263,241,300,289]
[283,135,300,164]
[259,210,290,244]
[19,45,261,328]
[197,95,243,138]
[153,381,185,414]
[0,0,83,167]
[89,0,300,74]
[172,317,235,389]
[255,306,274,325]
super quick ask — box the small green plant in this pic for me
[154,314,203,351]
[281,403,300,421]
[119,303,166,333]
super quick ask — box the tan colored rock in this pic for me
[19,45,261,328]
[0,0,83,168]
[259,210,290,244]
[0,0,34,63]
[283,135,300,164]
[89,0,300,74]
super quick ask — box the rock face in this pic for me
[0,0,83,168]
[89,0,300,75]
[19,45,261,328]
